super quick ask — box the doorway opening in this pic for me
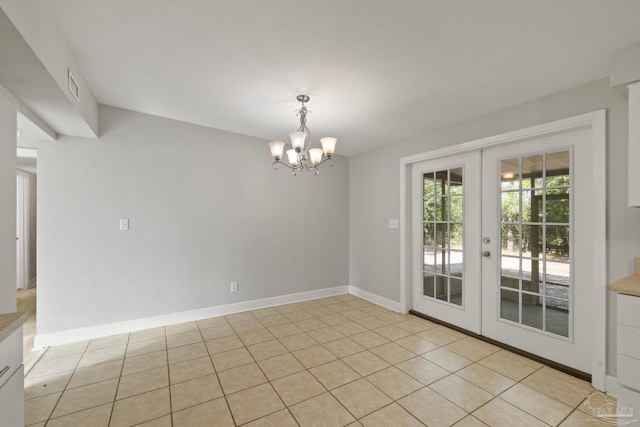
[16,111,51,371]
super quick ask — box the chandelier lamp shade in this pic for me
[268,95,337,175]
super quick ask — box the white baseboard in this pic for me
[348,285,401,312]
[34,285,349,348]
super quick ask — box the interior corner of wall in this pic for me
[348,285,401,312]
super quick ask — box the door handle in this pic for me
[482,250,491,257]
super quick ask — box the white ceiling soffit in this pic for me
[17,111,55,150]
[32,0,640,156]
[0,7,96,138]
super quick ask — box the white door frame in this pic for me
[399,110,606,390]
[16,170,30,290]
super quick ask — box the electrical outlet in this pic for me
[230,282,238,292]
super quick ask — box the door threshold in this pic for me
[409,309,591,383]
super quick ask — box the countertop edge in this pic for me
[0,311,28,342]
[610,273,640,297]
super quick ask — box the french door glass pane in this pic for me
[521,225,543,258]
[422,167,464,306]
[501,192,520,223]
[546,298,569,337]
[424,200,435,222]
[521,154,543,189]
[435,223,448,247]
[450,250,463,277]
[500,289,519,322]
[423,274,435,298]
[521,293,543,328]
[450,197,463,221]
[546,195,570,223]
[501,256,519,289]
[424,247,436,270]
[522,189,543,223]
[450,278,463,305]
[435,248,446,272]
[423,172,435,197]
[546,225,569,262]
[435,276,448,301]
[499,150,571,337]
[424,223,435,246]
[500,159,520,191]
[436,197,448,221]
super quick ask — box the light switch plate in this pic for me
[119,218,129,230]
[389,219,399,229]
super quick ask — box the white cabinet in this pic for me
[629,82,640,207]
[617,294,640,391]
[0,326,24,427]
[0,366,24,427]
[617,294,640,418]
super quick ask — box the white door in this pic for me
[481,128,593,373]
[412,151,481,333]
[411,127,596,374]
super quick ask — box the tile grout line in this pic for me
[164,326,172,427]
[201,315,241,426]
[38,338,91,425]
[105,332,130,427]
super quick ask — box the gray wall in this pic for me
[349,77,640,377]
[37,105,349,334]
[0,85,17,313]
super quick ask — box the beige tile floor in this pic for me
[23,294,614,426]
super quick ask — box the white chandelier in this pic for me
[268,95,337,175]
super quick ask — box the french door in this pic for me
[411,126,598,374]
[411,151,481,333]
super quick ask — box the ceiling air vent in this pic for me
[68,69,79,102]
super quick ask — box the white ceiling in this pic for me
[39,0,640,156]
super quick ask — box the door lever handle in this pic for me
[482,250,491,257]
